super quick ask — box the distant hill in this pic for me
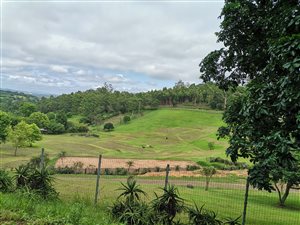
[0,89,39,114]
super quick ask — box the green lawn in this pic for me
[1,108,229,168]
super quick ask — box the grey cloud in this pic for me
[2,1,223,93]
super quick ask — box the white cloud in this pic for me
[2,2,224,94]
[50,65,69,73]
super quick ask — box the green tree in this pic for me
[8,121,30,156]
[126,161,134,172]
[199,0,300,206]
[201,167,216,191]
[0,111,11,143]
[56,112,68,128]
[47,121,65,134]
[19,102,37,117]
[28,112,50,128]
[27,123,42,147]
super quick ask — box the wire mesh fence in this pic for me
[53,156,300,225]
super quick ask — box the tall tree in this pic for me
[27,112,50,129]
[200,0,300,206]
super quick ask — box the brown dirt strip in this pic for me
[56,156,198,169]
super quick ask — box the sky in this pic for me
[1,0,224,95]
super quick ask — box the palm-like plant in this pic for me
[152,185,185,225]
[223,216,241,225]
[0,169,13,192]
[14,164,31,188]
[187,204,222,225]
[117,176,146,203]
[29,167,57,198]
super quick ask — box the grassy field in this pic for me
[1,108,229,168]
[1,108,299,224]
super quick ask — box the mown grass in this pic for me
[1,108,229,168]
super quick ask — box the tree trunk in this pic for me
[205,177,210,191]
[14,147,18,156]
[223,90,227,109]
[275,182,292,207]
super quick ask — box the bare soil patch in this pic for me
[55,156,197,170]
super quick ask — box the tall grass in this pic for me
[0,191,116,225]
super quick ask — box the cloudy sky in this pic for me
[2,0,224,95]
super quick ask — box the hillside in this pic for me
[0,108,228,168]
[0,89,39,114]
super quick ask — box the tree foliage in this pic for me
[8,121,42,156]
[200,0,300,206]
[0,111,11,143]
[27,112,50,128]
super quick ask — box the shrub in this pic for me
[79,117,92,125]
[187,204,222,225]
[15,163,58,199]
[78,125,89,133]
[47,121,65,134]
[152,185,185,225]
[154,166,161,172]
[186,165,200,171]
[208,142,215,150]
[123,115,131,124]
[0,169,14,192]
[175,165,180,171]
[104,122,114,131]
[115,167,128,175]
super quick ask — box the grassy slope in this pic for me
[1,108,229,168]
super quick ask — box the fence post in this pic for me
[40,148,45,169]
[94,154,102,205]
[242,176,250,225]
[164,164,170,189]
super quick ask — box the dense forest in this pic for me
[0,81,243,135]
[1,81,240,117]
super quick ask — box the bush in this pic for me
[187,204,222,225]
[15,164,58,199]
[47,121,65,134]
[208,142,215,150]
[67,122,89,133]
[0,170,14,192]
[55,166,76,174]
[186,165,200,171]
[104,122,114,131]
[115,167,128,175]
[123,115,131,124]
[79,117,92,125]
[175,165,180,171]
